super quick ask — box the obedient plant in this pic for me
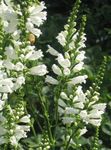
[0,0,107,149]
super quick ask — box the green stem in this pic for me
[38,92,55,147]
[65,127,79,150]
[30,121,37,137]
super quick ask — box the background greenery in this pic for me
[36,0,111,149]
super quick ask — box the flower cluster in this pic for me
[0,0,47,148]
[45,0,107,148]
[0,0,107,149]
[0,101,30,147]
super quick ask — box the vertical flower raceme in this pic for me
[26,1,47,37]
[0,0,47,148]
[0,102,30,147]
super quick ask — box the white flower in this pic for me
[92,103,106,111]
[57,54,71,68]
[45,75,59,85]
[3,60,15,70]
[88,119,101,127]
[4,45,17,60]
[10,136,17,146]
[75,102,84,109]
[2,93,8,100]
[79,127,87,136]
[73,86,86,102]
[47,45,59,56]
[0,85,12,93]
[20,115,30,123]
[75,51,86,62]
[42,86,49,94]
[60,92,69,100]
[14,62,24,71]
[56,30,68,46]
[12,30,21,40]
[28,2,47,27]
[79,110,88,123]
[30,64,48,76]
[62,117,75,124]
[68,75,88,85]
[65,107,79,115]
[13,76,25,91]
[13,125,30,143]
[52,64,62,76]
[0,78,14,93]
[63,68,70,76]
[73,62,84,72]
[58,99,66,107]
[26,21,42,37]
[0,99,5,111]
[65,52,70,59]
[0,1,18,33]
[25,49,43,60]
[88,109,104,119]
[26,2,47,36]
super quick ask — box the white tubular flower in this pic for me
[63,68,70,76]
[73,62,84,72]
[88,109,104,119]
[47,45,59,56]
[68,75,88,85]
[62,117,75,125]
[56,30,68,46]
[3,60,15,70]
[2,93,8,100]
[65,52,70,59]
[25,49,43,60]
[26,2,47,37]
[28,2,47,27]
[58,99,66,107]
[30,64,48,76]
[4,45,17,60]
[57,54,71,68]
[0,85,12,93]
[26,21,42,37]
[12,30,21,40]
[52,64,62,76]
[65,107,79,115]
[0,99,5,111]
[60,92,69,100]
[88,119,101,127]
[73,86,86,102]
[79,110,88,123]
[45,75,59,85]
[13,76,25,91]
[14,125,30,142]
[0,1,18,33]
[92,103,106,110]
[79,127,87,136]
[75,51,86,62]
[14,62,24,71]
[80,102,106,127]
[19,115,30,123]
[0,78,14,93]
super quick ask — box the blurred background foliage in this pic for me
[36,0,111,149]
